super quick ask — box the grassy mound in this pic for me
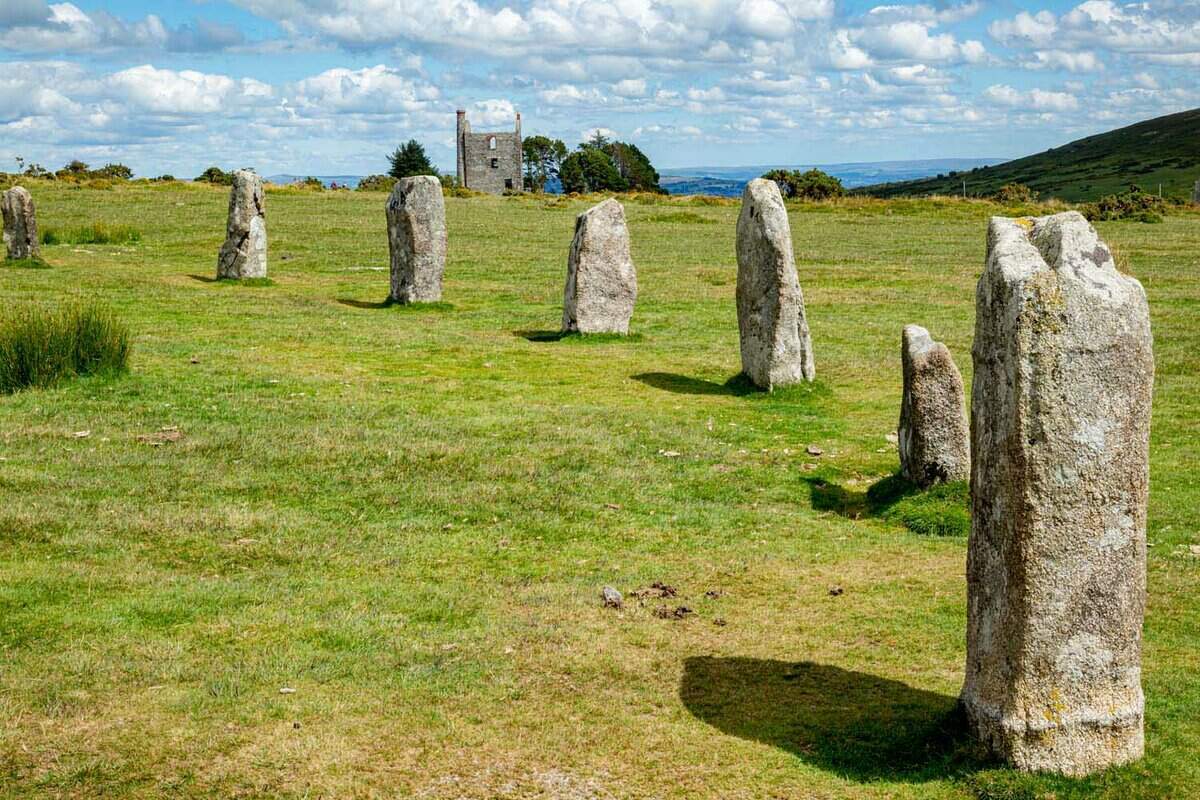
[0,301,130,393]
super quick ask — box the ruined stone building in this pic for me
[456,110,522,194]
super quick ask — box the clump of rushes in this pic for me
[40,223,141,246]
[0,301,130,393]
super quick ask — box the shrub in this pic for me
[41,223,141,246]
[294,176,325,190]
[196,166,233,185]
[994,183,1037,204]
[1081,185,1167,223]
[0,302,130,393]
[763,168,845,200]
[357,174,396,192]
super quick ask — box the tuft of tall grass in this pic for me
[0,302,130,393]
[40,223,141,246]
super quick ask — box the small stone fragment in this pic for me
[216,170,267,279]
[386,175,447,303]
[1,186,40,260]
[735,178,815,389]
[562,198,637,334]
[601,586,623,609]
[963,211,1153,777]
[897,325,970,488]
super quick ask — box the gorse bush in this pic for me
[994,183,1038,204]
[763,168,845,200]
[0,302,130,393]
[1081,184,1167,223]
[357,175,396,192]
[41,223,141,246]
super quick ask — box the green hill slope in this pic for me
[860,108,1200,202]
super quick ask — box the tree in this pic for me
[388,140,437,180]
[96,163,134,180]
[583,130,612,149]
[604,141,662,193]
[559,148,627,194]
[523,135,568,193]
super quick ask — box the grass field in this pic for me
[1,181,1198,799]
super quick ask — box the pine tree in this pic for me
[388,140,437,180]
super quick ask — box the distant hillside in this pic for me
[661,158,996,197]
[860,109,1200,202]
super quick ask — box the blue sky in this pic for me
[1,1,1197,177]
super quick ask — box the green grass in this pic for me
[2,255,51,269]
[0,301,130,393]
[40,222,142,246]
[0,180,1197,799]
[863,107,1200,202]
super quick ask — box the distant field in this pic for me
[1,182,1198,799]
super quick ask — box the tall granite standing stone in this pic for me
[898,325,970,487]
[386,176,447,304]
[216,170,267,279]
[735,178,814,389]
[562,198,637,334]
[963,211,1153,777]
[2,186,40,261]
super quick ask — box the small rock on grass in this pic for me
[806,445,824,456]
[828,586,844,597]
[601,586,623,609]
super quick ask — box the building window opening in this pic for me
[505,179,514,190]
[491,158,499,168]
[488,137,497,150]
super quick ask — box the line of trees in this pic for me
[524,132,663,194]
[12,157,137,182]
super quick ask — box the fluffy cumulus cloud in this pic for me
[0,1,1197,174]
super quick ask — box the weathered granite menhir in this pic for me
[387,175,447,304]
[898,325,969,488]
[2,185,40,261]
[964,211,1153,777]
[562,198,637,334]
[735,178,814,390]
[216,170,267,279]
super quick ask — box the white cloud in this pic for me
[851,20,987,63]
[108,65,271,114]
[991,3,1200,59]
[291,65,436,113]
[1019,50,1105,72]
[984,83,1080,112]
[612,78,648,98]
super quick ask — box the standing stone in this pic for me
[2,186,40,261]
[963,211,1153,777]
[898,325,970,487]
[216,170,267,279]
[386,176,447,303]
[562,198,637,334]
[735,178,814,389]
